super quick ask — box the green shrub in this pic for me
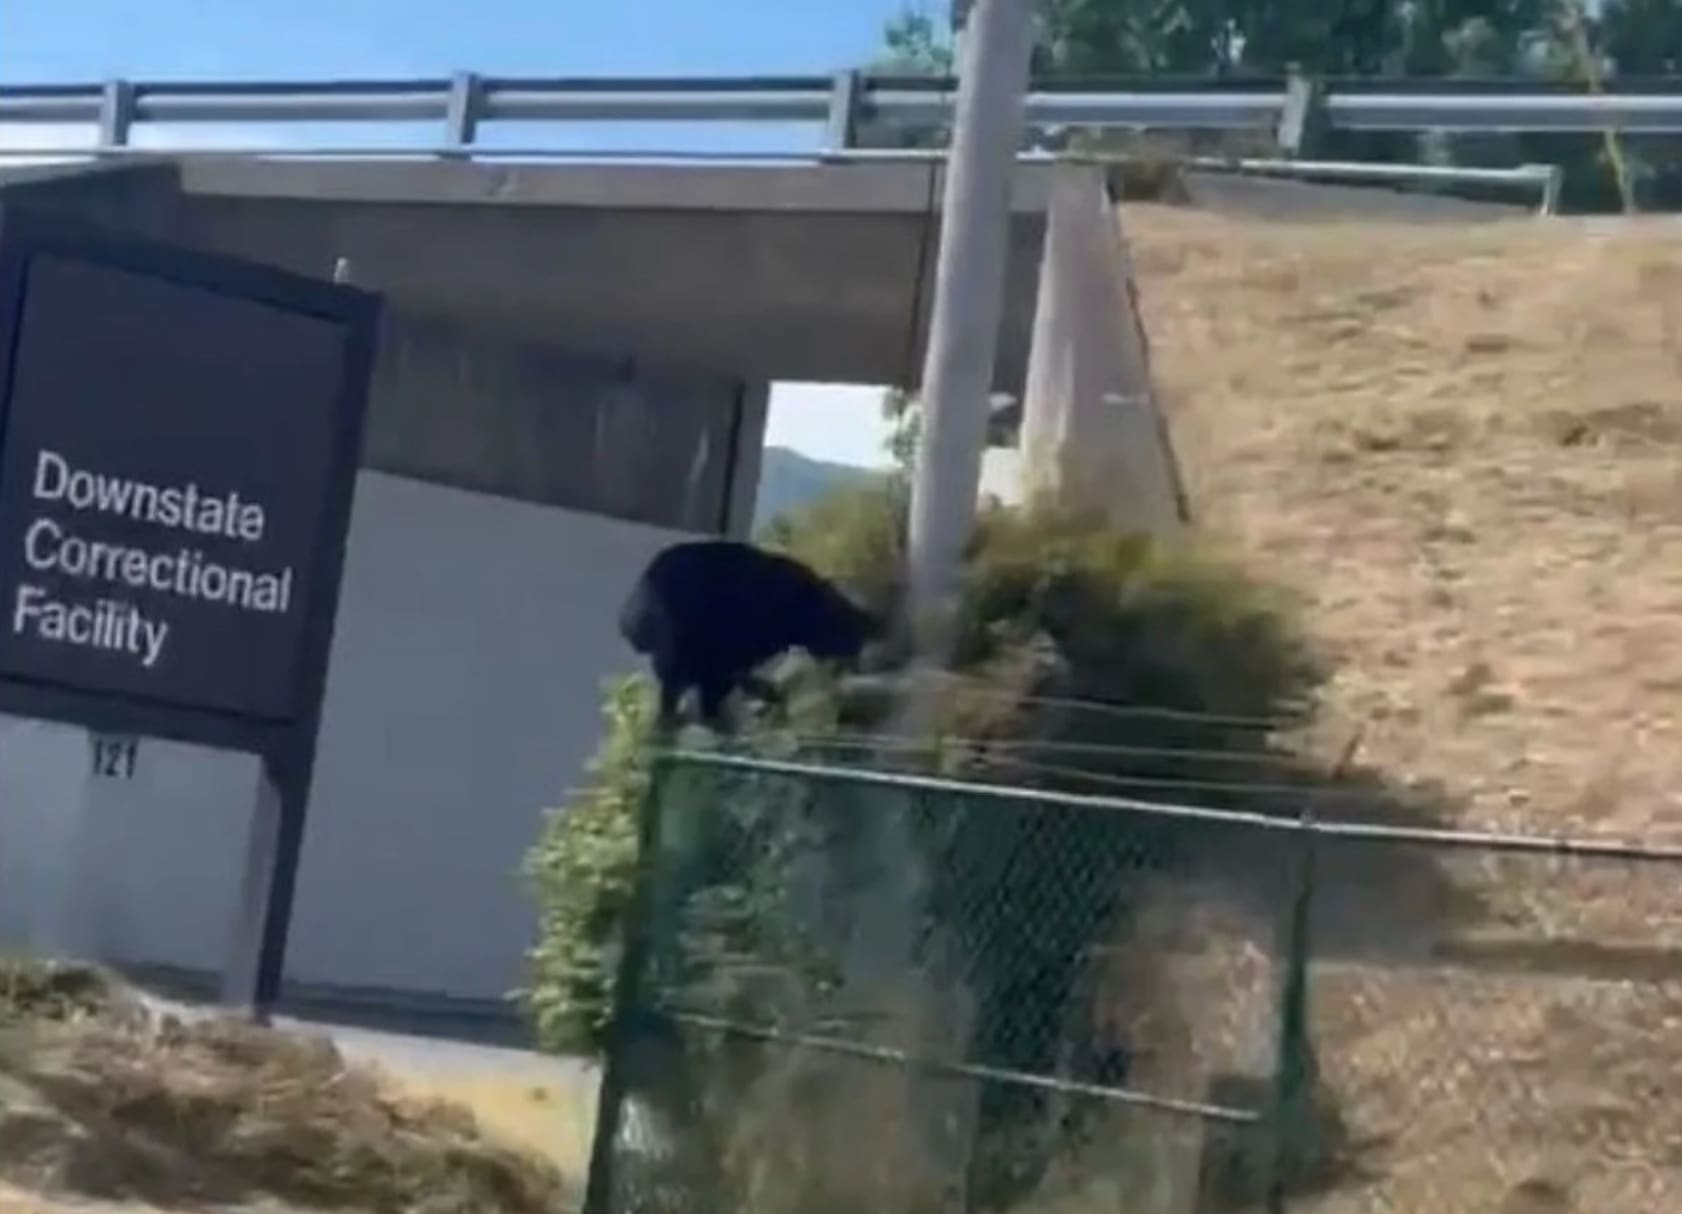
[955,502,1317,722]
[518,677,656,1055]
[521,477,1339,1207]
[520,668,849,1057]
[0,955,117,1024]
[522,477,1321,1045]
[759,476,908,625]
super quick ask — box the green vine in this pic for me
[517,676,655,1055]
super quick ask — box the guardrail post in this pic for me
[1275,67,1324,159]
[444,70,484,156]
[98,79,134,149]
[1534,162,1565,216]
[825,69,862,154]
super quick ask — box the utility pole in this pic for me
[904,0,1036,662]
[949,0,977,62]
[874,12,1036,1200]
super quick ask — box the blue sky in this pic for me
[0,0,918,82]
[0,0,922,468]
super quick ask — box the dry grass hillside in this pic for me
[1129,206,1682,840]
[1124,207,1682,1210]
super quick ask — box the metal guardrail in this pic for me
[0,73,1680,144]
[1326,90,1682,133]
[0,143,1562,215]
[1180,155,1565,213]
[0,71,1649,214]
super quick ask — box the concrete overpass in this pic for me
[0,152,1179,1015]
[0,155,1060,533]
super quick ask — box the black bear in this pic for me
[619,539,878,730]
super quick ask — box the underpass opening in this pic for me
[756,381,897,533]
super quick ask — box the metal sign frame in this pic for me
[0,202,381,1015]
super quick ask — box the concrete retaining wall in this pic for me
[1018,163,1191,533]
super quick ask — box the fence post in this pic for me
[580,752,675,1214]
[1535,163,1565,216]
[1265,806,1319,1214]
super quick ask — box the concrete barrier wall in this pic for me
[0,165,763,536]
[0,469,686,1002]
[1019,162,1191,533]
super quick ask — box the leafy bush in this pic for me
[523,479,1323,1047]
[520,670,848,1057]
[954,502,1317,723]
[519,677,656,1055]
[758,476,908,625]
[522,477,1342,1207]
[0,955,119,1024]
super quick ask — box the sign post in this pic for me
[0,204,380,1019]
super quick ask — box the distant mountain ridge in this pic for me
[753,446,880,530]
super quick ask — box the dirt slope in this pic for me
[1128,206,1682,840]
[1124,207,1682,1211]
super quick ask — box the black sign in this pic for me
[0,206,379,749]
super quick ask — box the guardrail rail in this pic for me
[1,70,1671,212]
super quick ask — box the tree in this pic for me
[1588,0,1682,208]
[877,5,957,74]
[1601,0,1682,72]
[878,0,1567,79]
[871,0,1682,211]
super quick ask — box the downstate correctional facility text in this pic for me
[12,449,297,669]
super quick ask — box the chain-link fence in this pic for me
[580,750,1682,1214]
[1290,830,1682,1213]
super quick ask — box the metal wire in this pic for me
[975,752,1398,803]
[784,729,1295,764]
[661,750,1682,863]
[789,737,1402,801]
[664,1010,1260,1124]
[896,668,1314,729]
